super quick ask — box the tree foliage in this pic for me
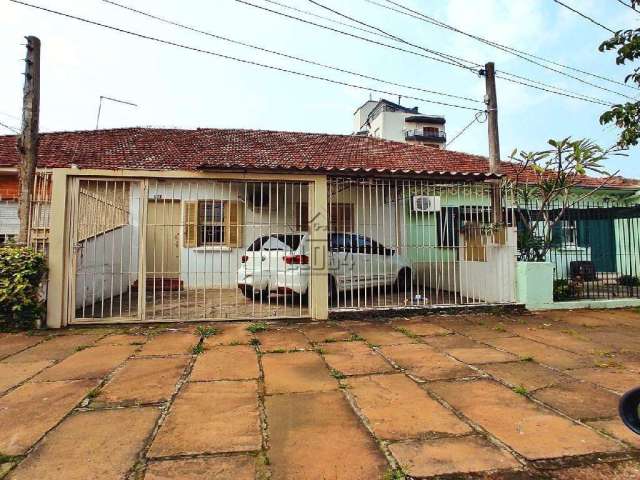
[599,28,640,147]
[509,138,620,262]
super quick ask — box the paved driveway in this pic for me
[1,309,640,479]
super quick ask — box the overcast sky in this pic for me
[1,0,639,176]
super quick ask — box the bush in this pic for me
[0,246,47,330]
[553,279,574,301]
[618,275,640,287]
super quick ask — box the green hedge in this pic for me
[0,245,47,330]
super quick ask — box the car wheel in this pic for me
[395,268,411,292]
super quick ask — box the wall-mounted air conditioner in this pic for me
[412,195,441,212]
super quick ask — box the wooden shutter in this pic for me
[226,200,243,247]
[183,201,198,248]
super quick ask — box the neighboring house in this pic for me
[0,172,19,244]
[0,127,637,327]
[353,98,447,148]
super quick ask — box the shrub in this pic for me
[0,246,47,330]
[553,279,574,301]
[618,275,640,287]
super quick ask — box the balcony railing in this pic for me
[405,129,446,142]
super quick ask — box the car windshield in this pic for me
[247,234,303,252]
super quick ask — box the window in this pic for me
[296,203,354,232]
[248,234,303,252]
[436,208,460,247]
[198,200,225,245]
[183,200,243,248]
[551,220,578,246]
[423,126,439,136]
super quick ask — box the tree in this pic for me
[599,29,640,147]
[509,138,621,262]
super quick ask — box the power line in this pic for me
[102,0,482,104]
[313,0,633,100]
[237,0,617,106]
[367,0,636,92]
[304,0,472,70]
[8,0,483,114]
[552,0,616,33]
[446,111,487,148]
[614,0,640,13]
[0,120,20,134]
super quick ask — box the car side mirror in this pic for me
[619,386,640,435]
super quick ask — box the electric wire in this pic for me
[102,0,482,104]
[237,0,617,106]
[0,121,20,134]
[614,0,640,13]
[7,0,484,113]
[445,111,487,148]
[552,0,616,33]
[367,0,635,92]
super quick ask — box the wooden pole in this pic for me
[483,61,503,225]
[16,35,41,245]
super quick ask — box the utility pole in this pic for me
[482,61,503,225]
[16,36,40,245]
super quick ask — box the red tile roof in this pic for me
[0,127,634,188]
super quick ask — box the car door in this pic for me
[329,233,353,292]
[353,234,375,289]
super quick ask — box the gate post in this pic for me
[46,170,68,328]
[309,176,329,320]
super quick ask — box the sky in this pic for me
[1,0,639,177]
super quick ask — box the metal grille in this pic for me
[327,177,516,311]
[516,196,640,301]
[70,177,313,323]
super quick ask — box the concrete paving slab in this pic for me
[380,343,475,381]
[389,320,451,336]
[533,381,619,420]
[487,337,587,369]
[31,344,136,382]
[138,331,197,356]
[451,324,517,340]
[266,391,387,479]
[480,361,566,391]
[190,345,258,381]
[8,407,159,480]
[0,361,53,394]
[423,334,482,349]
[507,325,598,355]
[0,334,43,360]
[300,323,353,343]
[0,379,95,455]
[589,418,640,448]
[549,460,640,479]
[348,374,470,440]
[321,341,393,376]
[428,379,621,460]
[262,351,336,394]
[257,329,310,351]
[447,347,518,364]
[3,334,101,363]
[95,356,189,405]
[144,456,256,480]
[95,334,147,345]
[149,381,260,457]
[569,367,640,394]
[204,323,252,346]
[389,435,520,477]
[351,325,417,346]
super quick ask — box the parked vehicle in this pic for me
[237,232,412,303]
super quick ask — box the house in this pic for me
[353,98,447,148]
[0,127,638,327]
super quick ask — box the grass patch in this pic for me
[493,323,506,333]
[191,343,205,355]
[269,348,286,354]
[86,387,100,400]
[249,338,261,346]
[348,333,364,342]
[315,347,326,354]
[247,322,268,334]
[382,468,406,480]
[513,384,528,396]
[330,368,346,380]
[0,453,21,464]
[323,337,338,343]
[520,356,534,362]
[229,340,242,346]
[195,325,219,338]
[74,345,91,352]
[367,342,380,349]
[395,327,419,339]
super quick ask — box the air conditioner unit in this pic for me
[412,195,441,212]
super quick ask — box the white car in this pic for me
[237,232,412,303]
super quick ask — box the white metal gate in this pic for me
[327,177,516,311]
[68,177,314,323]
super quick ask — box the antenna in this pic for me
[96,95,138,129]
